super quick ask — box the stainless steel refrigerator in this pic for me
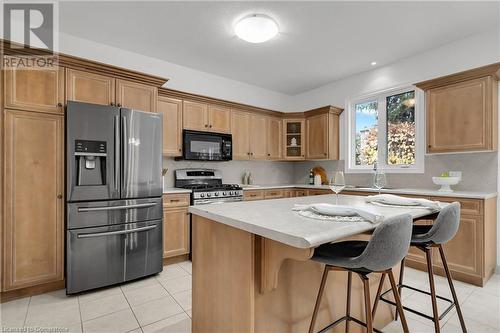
[66,101,163,294]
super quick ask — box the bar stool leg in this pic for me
[309,266,330,333]
[425,247,441,333]
[395,257,406,321]
[371,272,386,320]
[346,271,352,333]
[388,269,409,333]
[438,245,467,333]
[360,274,373,333]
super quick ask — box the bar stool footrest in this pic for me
[379,283,456,322]
[316,315,384,333]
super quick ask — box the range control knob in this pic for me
[207,193,211,197]
[223,192,227,196]
[200,193,205,198]
[230,191,234,195]
[215,192,219,196]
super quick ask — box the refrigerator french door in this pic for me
[66,101,163,294]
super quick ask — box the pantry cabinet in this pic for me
[4,64,65,114]
[3,109,64,291]
[66,69,115,106]
[157,96,183,156]
[417,65,499,154]
[162,193,191,259]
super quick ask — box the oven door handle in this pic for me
[78,202,156,212]
[77,225,157,238]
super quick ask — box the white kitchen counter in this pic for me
[242,184,497,199]
[189,194,441,249]
[163,187,192,194]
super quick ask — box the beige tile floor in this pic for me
[1,262,499,333]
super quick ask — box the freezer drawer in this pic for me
[67,197,162,229]
[66,219,163,294]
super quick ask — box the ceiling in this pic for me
[59,1,499,95]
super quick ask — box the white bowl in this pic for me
[432,177,460,192]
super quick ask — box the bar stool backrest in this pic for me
[423,202,461,245]
[356,214,413,272]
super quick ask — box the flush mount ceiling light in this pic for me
[235,14,279,43]
[370,61,377,66]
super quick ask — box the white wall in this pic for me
[57,32,292,111]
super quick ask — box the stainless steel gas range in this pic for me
[175,169,243,205]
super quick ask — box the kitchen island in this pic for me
[189,194,440,333]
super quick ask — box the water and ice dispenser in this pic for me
[74,140,107,186]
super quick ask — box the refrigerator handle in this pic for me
[77,225,157,238]
[114,115,120,193]
[121,115,127,195]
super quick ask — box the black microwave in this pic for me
[182,130,232,161]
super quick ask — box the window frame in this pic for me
[346,85,425,174]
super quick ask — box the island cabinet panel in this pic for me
[249,114,268,160]
[3,110,64,291]
[208,105,231,133]
[267,117,282,159]
[158,96,183,156]
[162,193,190,259]
[231,110,251,160]
[4,65,65,114]
[306,113,329,159]
[191,215,396,333]
[426,76,497,153]
[183,100,209,131]
[116,79,157,112]
[66,69,115,106]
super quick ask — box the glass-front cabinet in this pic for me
[283,119,305,160]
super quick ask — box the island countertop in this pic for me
[189,194,440,249]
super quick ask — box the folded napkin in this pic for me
[365,194,440,209]
[293,203,383,224]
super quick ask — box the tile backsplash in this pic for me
[164,151,498,193]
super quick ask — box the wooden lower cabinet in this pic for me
[163,194,190,258]
[244,190,264,201]
[2,109,64,291]
[264,189,284,199]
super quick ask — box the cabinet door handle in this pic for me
[205,124,209,128]
[209,124,212,128]
[57,193,63,199]
[117,103,122,107]
[110,102,115,106]
[57,103,63,107]
[169,199,180,203]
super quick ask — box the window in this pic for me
[347,86,424,173]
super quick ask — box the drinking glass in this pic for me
[329,171,346,205]
[373,169,387,194]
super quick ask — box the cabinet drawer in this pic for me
[295,190,308,197]
[432,196,483,216]
[244,190,264,201]
[307,189,330,196]
[163,193,190,208]
[264,189,284,199]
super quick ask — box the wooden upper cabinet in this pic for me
[249,114,268,160]
[231,110,250,160]
[66,69,115,106]
[267,117,282,159]
[417,65,499,154]
[183,100,209,131]
[116,79,157,112]
[4,65,64,114]
[208,105,231,133]
[306,113,329,159]
[283,119,305,160]
[158,96,183,156]
[3,109,64,290]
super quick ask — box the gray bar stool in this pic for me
[378,202,467,333]
[308,214,412,333]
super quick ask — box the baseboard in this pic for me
[496,265,500,274]
[0,280,65,303]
